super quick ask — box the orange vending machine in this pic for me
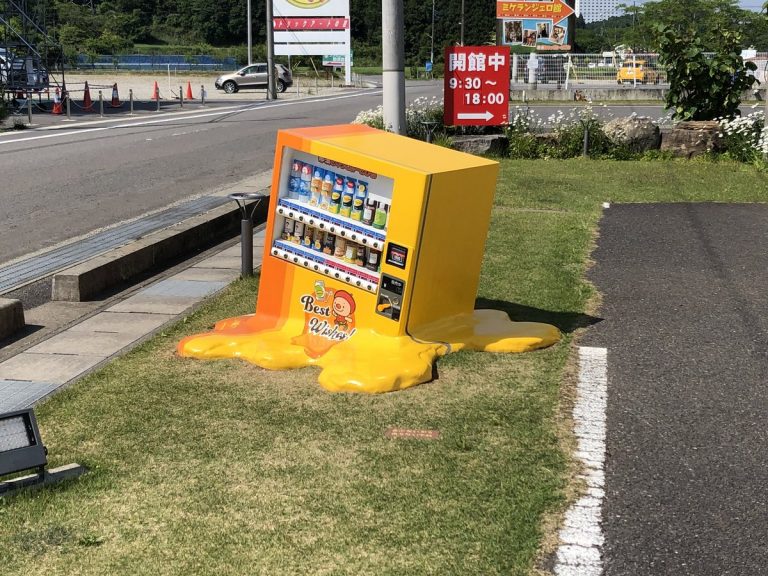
[178,124,559,393]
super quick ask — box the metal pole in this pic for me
[266,0,277,100]
[460,0,465,45]
[241,217,254,277]
[27,90,32,125]
[247,0,253,66]
[129,88,134,115]
[201,85,205,106]
[382,0,406,134]
[430,0,435,68]
[582,121,589,157]
[66,93,71,119]
[179,85,183,107]
[99,90,104,117]
[157,93,161,112]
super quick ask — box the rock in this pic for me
[450,134,510,157]
[660,120,723,158]
[603,117,661,152]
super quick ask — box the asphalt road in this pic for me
[583,203,768,576]
[0,82,437,265]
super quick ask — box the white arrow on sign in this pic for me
[457,111,494,121]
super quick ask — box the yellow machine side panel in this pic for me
[406,163,499,333]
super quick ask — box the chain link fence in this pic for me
[511,52,768,90]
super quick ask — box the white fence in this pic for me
[511,52,768,89]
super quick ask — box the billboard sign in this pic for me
[497,0,574,51]
[273,0,352,82]
[444,46,510,127]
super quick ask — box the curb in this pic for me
[51,199,269,302]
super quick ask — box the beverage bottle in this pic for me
[373,202,389,230]
[329,176,343,214]
[365,248,381,272]
[298,164,312,203]
[362,198,377,226]
[309,168,323,206]
[303,226,313,247]
[288,160,302,200]
[350,181,367,221]
[320,171,334,211]
[355,245,366,267]
[339,179,355,218]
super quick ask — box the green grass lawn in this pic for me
[1,159,765,576]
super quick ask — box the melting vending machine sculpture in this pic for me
[178,125,560,393]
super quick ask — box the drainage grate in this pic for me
[0,196,229,295]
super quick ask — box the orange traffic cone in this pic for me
[110,83,121,107]
[52,87,62,114]
[151,81,160,101]
[185,81,194,100]
[83,81,93,111]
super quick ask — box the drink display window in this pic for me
[269,149,394,294]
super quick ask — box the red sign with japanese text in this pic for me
[444,46,510,127]
[273,17,350,30]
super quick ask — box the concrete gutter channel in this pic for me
[0,186,269,344]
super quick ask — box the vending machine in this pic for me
[178,124,559,393]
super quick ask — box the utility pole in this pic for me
[430,0,435,66]
[382,0,406,134]
[460,0,465,45]
[247,0,253,65]
[266,0,277,99]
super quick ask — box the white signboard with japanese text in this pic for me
[273,0,352,83]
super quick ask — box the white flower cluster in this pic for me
[352,96,445,137]
[717,112,768,156]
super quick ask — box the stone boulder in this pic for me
[450,134,510,157]
[603,117,661,152]
[660,120,723,158]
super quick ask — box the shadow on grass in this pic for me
[475,298,602,334]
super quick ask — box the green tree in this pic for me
[656,24,757,120]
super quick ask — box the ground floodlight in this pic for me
[0,408,47,484]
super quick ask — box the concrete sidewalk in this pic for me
[0,224,266,413]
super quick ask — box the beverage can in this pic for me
[293,221,304,244]
[351,181,367,221]
[288,160,302,200]
[328,176,343,214]
[281,218,295,240]
[312,227,324,251]
[323,233,336,255]
[362,198,377,226]
[334,237,346,259]
[339,178,355,218]
[373,202,389,230]
[365,248,381,272]
[298,163,312,203]
[310,168,323,206]
[320,171,334,211]
[344,242,356,263]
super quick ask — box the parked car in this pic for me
[617,60,660,85]
[215,63,293,94]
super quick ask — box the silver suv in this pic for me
[215,63,293,94]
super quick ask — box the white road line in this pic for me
[0,90,382,147]
[554,346,608,576]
